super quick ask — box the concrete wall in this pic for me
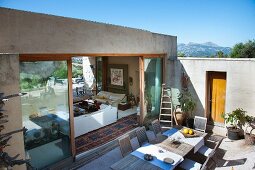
[172,58,255,118]
[108,57,139,98]
[0,7,177,168]
[0,54,26,170]
[0,6,177,88]
[0,7,176,60]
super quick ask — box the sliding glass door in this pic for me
[20,61,71,169]
[144,58,162,117]
[96,57,103,92]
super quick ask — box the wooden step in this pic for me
[160,114,172,116]
[162,95,171,98]
[159,120,172,123]
[161,107,172,110]
[162,101,172,104]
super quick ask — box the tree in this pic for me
[230,40,255,58]
[216,51,224,58]
[52,63,67,79]
[72,65,83,78]
[178,52,186,57]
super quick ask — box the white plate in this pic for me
[163,157,174,164]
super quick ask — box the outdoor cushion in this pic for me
[179,158,202,170]
[197,145,213,157]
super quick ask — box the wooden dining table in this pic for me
[111,126,207,170]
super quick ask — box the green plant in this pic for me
[221,108,252,129]
[230,40,255,58]
[245,115,255,124]
[178,91,196,117]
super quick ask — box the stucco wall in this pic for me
[0,7,176,60]
[0,6,177,89]
[0,7,177,168]
[0,54,26,170]
[108,57,139,97]
[172,58,255,117]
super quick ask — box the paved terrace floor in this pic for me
[76,130,255,170]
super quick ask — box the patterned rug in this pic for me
[75,114,138,155]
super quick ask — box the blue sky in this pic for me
[0,0,254,47]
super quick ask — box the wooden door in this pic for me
[208,72,226,123]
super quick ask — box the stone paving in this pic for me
[77,130,255,170]
[214,138,255,170]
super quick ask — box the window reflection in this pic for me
[144,58,162,116]
[20,61,71,169]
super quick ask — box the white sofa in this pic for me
[74,104,117,137]
[92,91,126,107]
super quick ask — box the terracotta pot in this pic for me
[175,112,186,125]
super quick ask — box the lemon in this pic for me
[183,128,189,134]
[188,129,194,135]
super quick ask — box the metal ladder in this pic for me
[159,84,173,129]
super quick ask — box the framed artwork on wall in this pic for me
[110,68,123,86]
[107,64,128,94]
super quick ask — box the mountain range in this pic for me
[178,42,232,57]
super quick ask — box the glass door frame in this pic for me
[138,54,166,124]
[20,53,166,160]
[19,55,76,158]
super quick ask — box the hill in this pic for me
[178,42,231,57]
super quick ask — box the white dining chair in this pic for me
[194,116,207,132]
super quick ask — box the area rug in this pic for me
[75,114,138,155]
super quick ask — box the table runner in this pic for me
[163,128,204,153]
[162,128,179,136]
[131,143,183,170]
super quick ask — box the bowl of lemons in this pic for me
[180,128,198,138]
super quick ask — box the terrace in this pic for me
[71,128,255,170]
[0,7,255,170]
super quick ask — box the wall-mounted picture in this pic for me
[107,64,128,94]
[110,68,123,86]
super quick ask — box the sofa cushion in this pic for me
[97,91,111,99]
[94,91,126,106]
[109,93,125,101]
[95,98,109,104]
[94,95,107,99]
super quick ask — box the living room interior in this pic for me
[72,56,140,138]
[73,55,164,156]
[19,54,163,169]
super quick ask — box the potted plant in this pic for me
[177,91,196,127]
[221,108,248,140]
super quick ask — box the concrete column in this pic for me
[0,54,26,170]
